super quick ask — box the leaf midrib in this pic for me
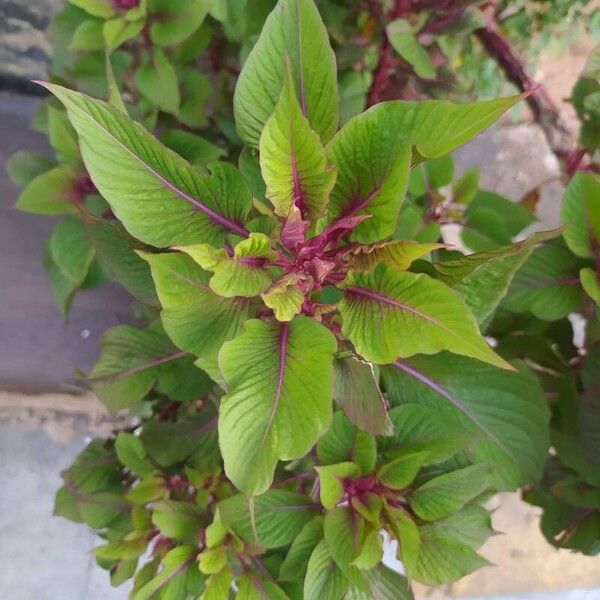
[257,322,291,454]
[64,91,249,238]
[345,284,440,326]
[393,359,515,467]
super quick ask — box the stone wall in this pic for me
[0,0,62,88]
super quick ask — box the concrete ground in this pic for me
[0,422,130,600]
[1,33,599,600]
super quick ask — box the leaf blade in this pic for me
[325,96,522,243]
[339,266,510,369]
[218,316,337,495]
[383,354,550,489]
[234,0,339,148]
[40,83,252,247]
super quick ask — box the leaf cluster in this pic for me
[6,0,600,597]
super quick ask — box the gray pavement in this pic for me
[0,92,132,392]
[0,424,129,599]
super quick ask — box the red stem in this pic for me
[158,400,182,421]
[474,5,572,158]
[366,0,413,107]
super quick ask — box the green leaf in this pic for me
[239,146,268,202]
[583,342,600,390]
[90,322,182,411]
[324,507,367,588]
[315,462,360,509]
[105,50,128,114]
[453,168,479,205]
[95,536,149,561]
[60,438,121,493]
[6,150,55,187]
[41,84,252,247]
[325,96,521,243]
[135,48,180,115]
[132,558,159,596]
[462,190,535,252]
[411,526,489,585]
[527,484,600,554]
[44,215,99,315]
[175,233,275,297]
[87,219,158,305]
[345,565,413,600]
[218,317,337,495]
[561,171,600,258]
[338,70,372,128]
[140,251,250,378]
[261,273,306,322]
[550,430,600,488]
[581,268,600,306]
[109,559,138,588]
[502,238,583,321]
[152,501,202,543]
[383,404,472,465]
[552,477,600,508]
[279,516,324,581]
[103,17,145,51]
[205,512,228,548]
[393,203,440,244]
[219,490,318,548]
[387,19,435,79]
[579,381,600,465]
[377,451,430,490]
[44,245,78,316]
[49,216,95,285]
[383,504,420,576]
[234,0,339,148]
[69,19,105,51]
[425,155,453,189]
[351,528,383,570]
[383,354,550,489]
[132,546,200,600]
[178,69,212,128]
[410,465,490,521]
[317,411,377,475]
[332,355,393,436]
[304,539,349,600]
[259,66,336,222]
[339,266,510,369]
[236,575,291,599]
[162,129,226,167]
[198,546,227,575]
[115,432,154,477]
[348,240,444,273]
[150,0,210,46]
[15,166,77,215]
[140,409,218,468]
[422,503,494,550]
[48,107,81,166]
[433,229,563,323]
[62,491,129,529]
[69,0,115,19]
[156,354,214,401]
[202,568,233,600]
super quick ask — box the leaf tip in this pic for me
[495,355,518,372]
